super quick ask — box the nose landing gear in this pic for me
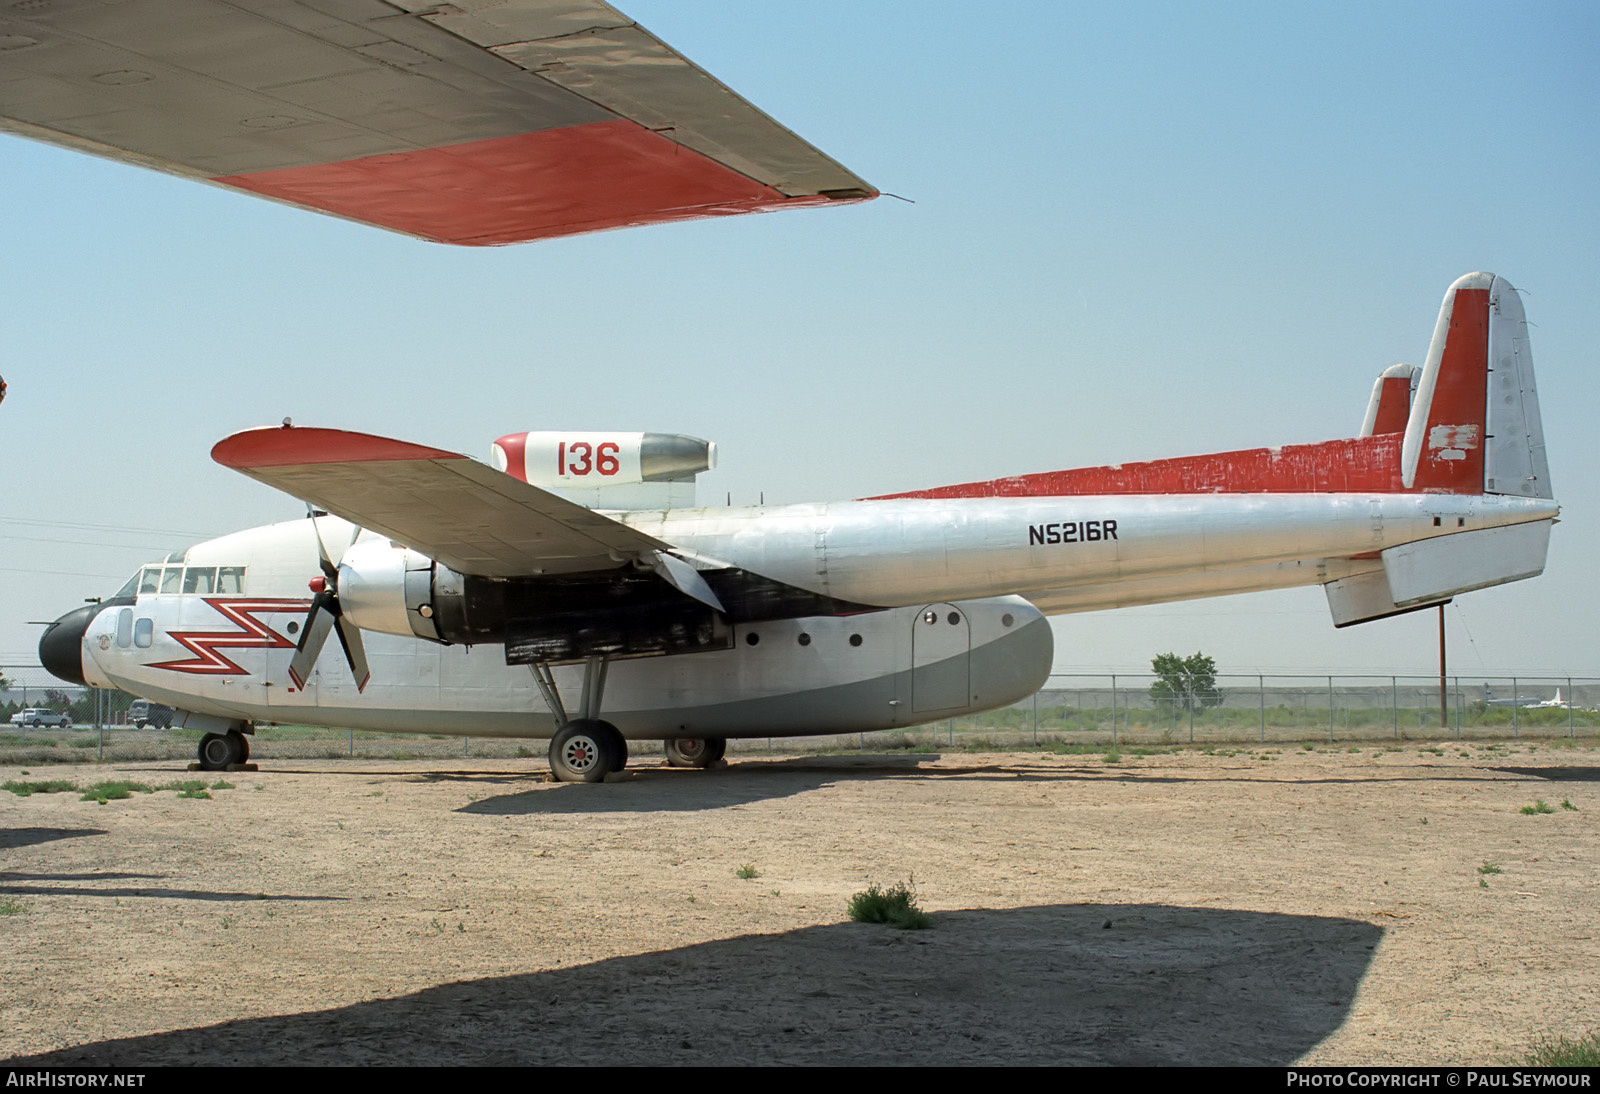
[196,728,252,771]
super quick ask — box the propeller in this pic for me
[287,514,371,692]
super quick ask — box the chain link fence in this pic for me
[3,664,1596,764]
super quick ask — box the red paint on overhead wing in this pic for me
[213,120,847,246]
[212,427,464,470]
[869,434,1408,500]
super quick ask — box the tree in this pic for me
[1150,652,1223,712]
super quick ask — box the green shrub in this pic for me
[847,879,931,930]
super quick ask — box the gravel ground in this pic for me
[2,742,1596,1066]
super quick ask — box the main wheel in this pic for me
[548,720,625,783]
[664,737,727,768]
[197,732,242,771]
[234,731,250,763]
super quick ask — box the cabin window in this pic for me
[116,609,133,648]
[134,618,153,648]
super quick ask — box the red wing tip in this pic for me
[213,426,465,469]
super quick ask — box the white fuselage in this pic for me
[71,489,1556,741]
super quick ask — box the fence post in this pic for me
[1513,677,1520,738]
[1259,675,1265,743]
[1392,677,1398,740]
[1569,677,1574,739]
[1328,676,1334,744]
[1111,674,1118,746]
[1032,691,1038,746]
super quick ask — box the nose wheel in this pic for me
[196,729,250,770]
[664,737,726,768]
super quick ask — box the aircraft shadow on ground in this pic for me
[1492,765,1600,782]
[453,753,1540,816]
[4,903,1379,1067]
[0,869,346,904]
[457,754,959,815]
[0,827,107,850]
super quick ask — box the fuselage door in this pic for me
[911,603,971,713]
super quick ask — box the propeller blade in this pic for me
[287,596,335,689]
[298,509,372,690]
[333,614,372,693]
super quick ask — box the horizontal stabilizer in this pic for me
[1382,519,1551,606]
[1325,570,1446,628]
[1326,519,1552,626]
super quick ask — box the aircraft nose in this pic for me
[39,603,98,686]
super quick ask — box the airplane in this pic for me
[7,4,1562,780]
[1481,686,1577,711]
[38,271,1558,780]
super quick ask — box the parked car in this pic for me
[10,708,72,729]
[128,699,175,730]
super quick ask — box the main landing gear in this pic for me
[529,658,728,782]
[196,728,250,771]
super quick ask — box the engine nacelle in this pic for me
[490,431,716,510]
[337,537,730,662]
[337,539,443,642]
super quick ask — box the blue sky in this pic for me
[2,1,1596,679]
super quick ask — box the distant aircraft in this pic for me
[1482,686,1576,710]
[39,274,1558,779]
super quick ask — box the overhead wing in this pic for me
[212,425,671,578]
[0,0,874,245]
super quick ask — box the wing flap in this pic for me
[212,426,670,578]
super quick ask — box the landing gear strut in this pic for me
[664,737,726,768]
[531,656,627,783]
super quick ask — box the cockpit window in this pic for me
[113,572,141,600]
[183,567,217,594]
[138,563,246,596]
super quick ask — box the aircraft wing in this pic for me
[212,425,670,578]
[0,0,874,245]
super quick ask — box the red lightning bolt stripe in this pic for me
[148,598,309,677]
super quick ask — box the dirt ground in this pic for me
[2,742,1596,1067]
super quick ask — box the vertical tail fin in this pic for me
[1401,273,1552,497]
[1359,363,1416,436]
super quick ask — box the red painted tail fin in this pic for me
[1402,273,1551,498]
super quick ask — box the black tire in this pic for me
[29,719,41,728]
[197,732,241,771]
[548,720,624,783]
[233,731,250,763]
[664,737,727,768]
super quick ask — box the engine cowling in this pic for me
[490,431,716,510]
